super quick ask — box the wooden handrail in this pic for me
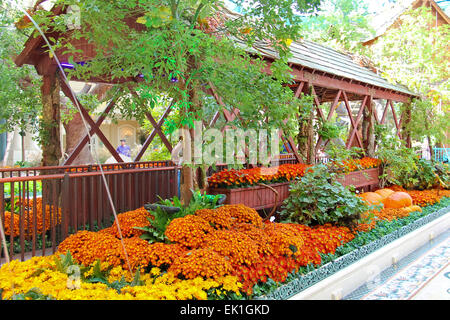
[0,160,174,173]
[0,166,178,183]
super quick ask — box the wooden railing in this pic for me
[0,165,178,264]
[0,160,174,178]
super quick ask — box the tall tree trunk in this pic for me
[40,72,61,166]
[40,72,61,204]
[297,106,315,164]
[401,103,412,148]
[362,102,375,156]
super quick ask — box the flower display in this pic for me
[404,189,450,207]
[102,207,152,238]
[0,254,242,300]
[204,229,260,266]
[216,204,263,227]
[168,248,233,280]
[164,215,214,248]
[334,157,381,173]
[147,242,188,268]
[195,208,233,229]
[208,158,380,189]
[208,163,312,189]
[2,197,61,237]
[2,185,447,300]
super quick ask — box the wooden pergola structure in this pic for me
[14,5,419,166]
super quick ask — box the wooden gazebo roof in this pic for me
[14,3,417,164]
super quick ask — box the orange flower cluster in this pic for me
[231,223,354,294]
[165,215,214,248]
[169,248,233,280]
[233,255,299,294]
[404,189,450,207]
[2,198,61,237]
[57,230,122,266]
[355,207,420,232]
[216,204,263,227]
[163,205,355,293]
[54,203,376,295]
[264,223,305,257]
[233,223,273,256]
[208,163,311,189]
[57,230,153,271]
[102,207,152,238]
[147,242,188,268]
[307,224,355,255]
[195,208,232,229]
[204,229,260,265]
[335,157,381,173]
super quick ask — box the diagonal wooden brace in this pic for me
[346,95,368,149]
[342,91,364,150]
[60,79,123,164]
[134,103,173,162]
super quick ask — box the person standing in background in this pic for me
[116,139,131,158]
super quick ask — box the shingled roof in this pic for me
[246,38,416,97]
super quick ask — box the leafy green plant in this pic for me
[375,128,419,189]
[280,164,371,229]
[316,118,344,141]
[137,191,223,243]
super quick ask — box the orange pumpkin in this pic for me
[374,188,395,200]
[383,192,413,209]
[359,192,384,206]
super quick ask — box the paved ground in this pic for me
[345,229,450,300]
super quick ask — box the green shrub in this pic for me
[279,165,371,229]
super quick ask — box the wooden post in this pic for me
[401,102,412,148]
[41,71,62,166]
[297,83,315,164]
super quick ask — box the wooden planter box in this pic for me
[207,182,291,211]
[337,167,380,191]
[208,167,381,210]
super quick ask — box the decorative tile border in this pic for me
[256,203,450,300]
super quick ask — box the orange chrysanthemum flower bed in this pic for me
[207,163,312,189]
[208,158,380,189]
[334,157,381,173]
[165,215,214,248]
[56,204,356,294]
[384,186,450,207]
[2,198,61,237]
[102,207,153,238]
[169,248,233,280]
[404,189,450,207]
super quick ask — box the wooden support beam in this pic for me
[390,100,402,139]
[342,91,364,149]
[59,79,124,164]
[346,95,368,149]
[263,62,414,103]
[63,95,117,165]
[134,103,173,162]
[380,99,390,124]
[315,89,342,152]
[144,112,173,153]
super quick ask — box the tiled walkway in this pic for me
[345,229,450,300]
